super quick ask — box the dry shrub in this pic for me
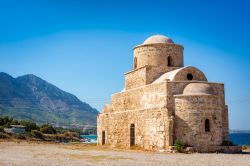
[31,130,44,139]
[0,132,10,139]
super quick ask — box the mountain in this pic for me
[0,72,99,128]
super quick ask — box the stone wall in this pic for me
[222,105,229,141]
[174,95,225,148]
[97,108,173,150]
[109,82,167,112]
[125,65,179,90]
[125,66,147,90]
[133,43,183,69]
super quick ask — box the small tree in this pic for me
[11,119,20,125]
[0,116,13,128]
[20,121,38,132]
[3,116,13,124]
[0,117,4,126]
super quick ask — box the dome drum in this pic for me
[133,39,184,69]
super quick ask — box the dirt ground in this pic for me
[0,141,249,166]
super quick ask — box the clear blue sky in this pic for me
[0,0,249,130]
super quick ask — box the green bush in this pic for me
[31,130,43,139]
[3,116,13,124]
[0,118,4,126]
[174,139,185,152]
[14,133,26,140]
[0,126,4,132]
[3,123,11,128]
[0,116,15,127]
[11,120,20,125]
[40,124,56,134]
[20,121,38,132]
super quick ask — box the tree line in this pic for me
[0,116,58,134]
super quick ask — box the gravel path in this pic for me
[0,141,249,166]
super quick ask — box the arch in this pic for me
[167,56,173,67]
[205,119,210,132]
[134,57,137,69]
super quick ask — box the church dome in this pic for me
[183,83,215,95]
[143,35,174,44]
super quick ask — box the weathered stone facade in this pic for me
[97,35,240,152]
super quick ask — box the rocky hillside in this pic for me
[0,72,99,128]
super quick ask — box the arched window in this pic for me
[134,57,137,69]
[205,119,210,132]
[167,56,173,67]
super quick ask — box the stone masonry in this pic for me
[97,35,241,152]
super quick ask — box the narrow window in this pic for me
[205,119,210,132]
[167,56,173,66]
[130,124,135,147]
[134,57,137,69]
[187,73,193,80]
[102,131,106,145]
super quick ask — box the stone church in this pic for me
[97,35,240,152]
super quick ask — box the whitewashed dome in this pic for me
[143,35,174,44]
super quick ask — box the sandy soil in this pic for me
[0,141,249,166]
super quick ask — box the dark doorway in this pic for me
[130,124,135,147]
[205,119,210,132]
[102,131,106,145]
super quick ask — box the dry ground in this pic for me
[0,141,249,166]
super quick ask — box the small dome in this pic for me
[143,35,174,44]
[183,83,215,95]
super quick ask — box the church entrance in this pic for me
[130,124,135,147]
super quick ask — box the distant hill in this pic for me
[0,72,99,128]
